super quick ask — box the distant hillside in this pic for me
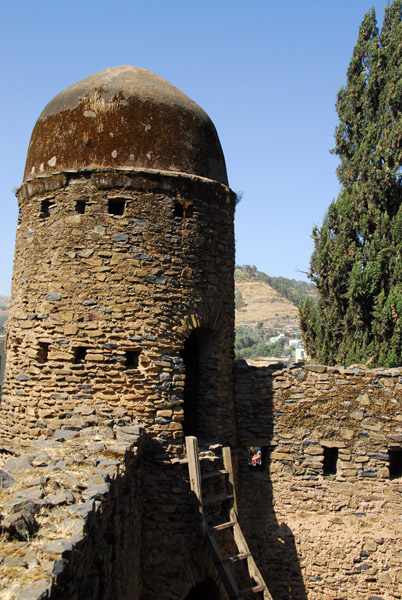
[235,265,317,306]
[235,265,317,329]
[235,280,299,328]
[234,266,317,359]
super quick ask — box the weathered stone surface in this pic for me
[2,510,38,539]
[0,470,15,488]
[15,581,51,600]
[44,540,73,554]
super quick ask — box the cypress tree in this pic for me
[301,0,402,366]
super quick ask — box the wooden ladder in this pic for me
[186,436,272,600]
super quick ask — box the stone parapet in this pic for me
[235,361,402,599]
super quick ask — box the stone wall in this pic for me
[0,419,144,599]
[1,168,236,452]
[3,361,402,599]
[0,425,230,600]
[235,361,402,600]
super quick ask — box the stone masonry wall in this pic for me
[1,168,236,453]
[0,419,144,600]
[235,361,402,600]
[0,425,231,600]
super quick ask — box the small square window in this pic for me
[108,198,125,215]
[173,201,193,220]
[40,199,53,219]
[125,350,140,369]
[248,445,271,471]
[75,200,87,214]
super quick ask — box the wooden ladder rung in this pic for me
[201,469,229,480]
[223,552,251,563]
[208,520,236,532]
[203,492,234,506]
[239,584,266,596]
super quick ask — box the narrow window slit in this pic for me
[389,448,402,479]
[173,202,183,219]
[323,446,338,476]
[37,342,50,364]
[125,350,140,369]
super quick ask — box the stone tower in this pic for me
[0,66,236,453]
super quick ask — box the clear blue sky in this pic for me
[0,0,391,295]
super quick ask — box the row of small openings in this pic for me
[39,198,193,219]
[323,447,402,478]
[247,445,402,479]
[40,198,125,218]
[324,447,402,479]
[36,344,140,368]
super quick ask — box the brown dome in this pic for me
[24,66,228,185]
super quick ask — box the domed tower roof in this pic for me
[24,66,228,185]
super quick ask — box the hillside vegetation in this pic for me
[235,265,317,307]
[234,265,315,359]
[235,265,316,329]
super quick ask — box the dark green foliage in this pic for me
[235,265,317,307]
[301,0,402,366]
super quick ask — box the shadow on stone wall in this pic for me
[235,361,308,600]
[240,463,308,600]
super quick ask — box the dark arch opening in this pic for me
[184,580,220,600]
[181,327,215,440]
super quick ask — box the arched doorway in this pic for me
[181,327,216,441]
[184,579,221,600]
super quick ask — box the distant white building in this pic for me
[269,333,286,344]
[289,338,301,347]
[294,345,306,362]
